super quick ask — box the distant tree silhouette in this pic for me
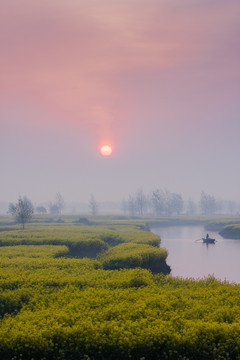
[170,193,184,215]
[186,198,197,215]
[48,202,60,215]
[135,188,147,216]
[128,194,137,216]
[151,189,184,216]
[89,194,98,215]
[8,196,34,229]
[35,206,47,214]
[56,192,65,214]
[48,193,65,214]
[151,189,165,216]
[200,191,217,215]
[121,198,128,215]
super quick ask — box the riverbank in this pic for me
[146,216,240,240]
[151,224,240,283]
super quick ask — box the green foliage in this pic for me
[0,220,239,359]
[0,224,160,258]
[98,243,170,274]
[0,245,69,259]
[0,263,240,359]
[8,196,34,229]
[0,227,109,258]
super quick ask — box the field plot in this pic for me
[0,219,240,359]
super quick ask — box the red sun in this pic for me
[100,145,112,156]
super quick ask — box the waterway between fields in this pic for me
[151,225,240,283]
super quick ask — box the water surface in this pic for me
[151,225,240,283]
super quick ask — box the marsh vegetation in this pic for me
[0,216,240,359]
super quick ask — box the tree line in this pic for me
[8,193,66,230]
[122,189,240,217]
[8,192,99,229]
[7,190,240,230]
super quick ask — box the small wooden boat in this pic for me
[202,237,215,244]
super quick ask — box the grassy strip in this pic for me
[0,224,161,257]
[219,224,240,239]
[98,243,170,274]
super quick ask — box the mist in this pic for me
[1,0,240,209]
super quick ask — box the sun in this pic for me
[100,145,112,156]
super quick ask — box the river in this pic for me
[151,225,240,283]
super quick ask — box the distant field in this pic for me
[0,216,239,359]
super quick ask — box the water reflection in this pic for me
[151,225,240,283]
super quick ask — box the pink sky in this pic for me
[1,0,240,204]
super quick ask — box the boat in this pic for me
[202,237,215,244]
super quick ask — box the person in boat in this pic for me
[206,234,209,239]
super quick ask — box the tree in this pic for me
[227,200,238,215]
[151,189,165,216]
[170,193,184,215]
[128,194,137,216]
[200,191,217,215]
[135,188,147,216]
[151,189,183,216]
[164,190,173,216]
[8,196,34,229]
[89,194,98,216]
[48,193,65,215]
[35,206,47,214]
[48,202,60,215]
[186,198,197,215]
[56,192,65,214]
[121,198,128,214]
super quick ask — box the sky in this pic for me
[1,0,240,205]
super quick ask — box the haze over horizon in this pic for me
[1,0,240,204]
